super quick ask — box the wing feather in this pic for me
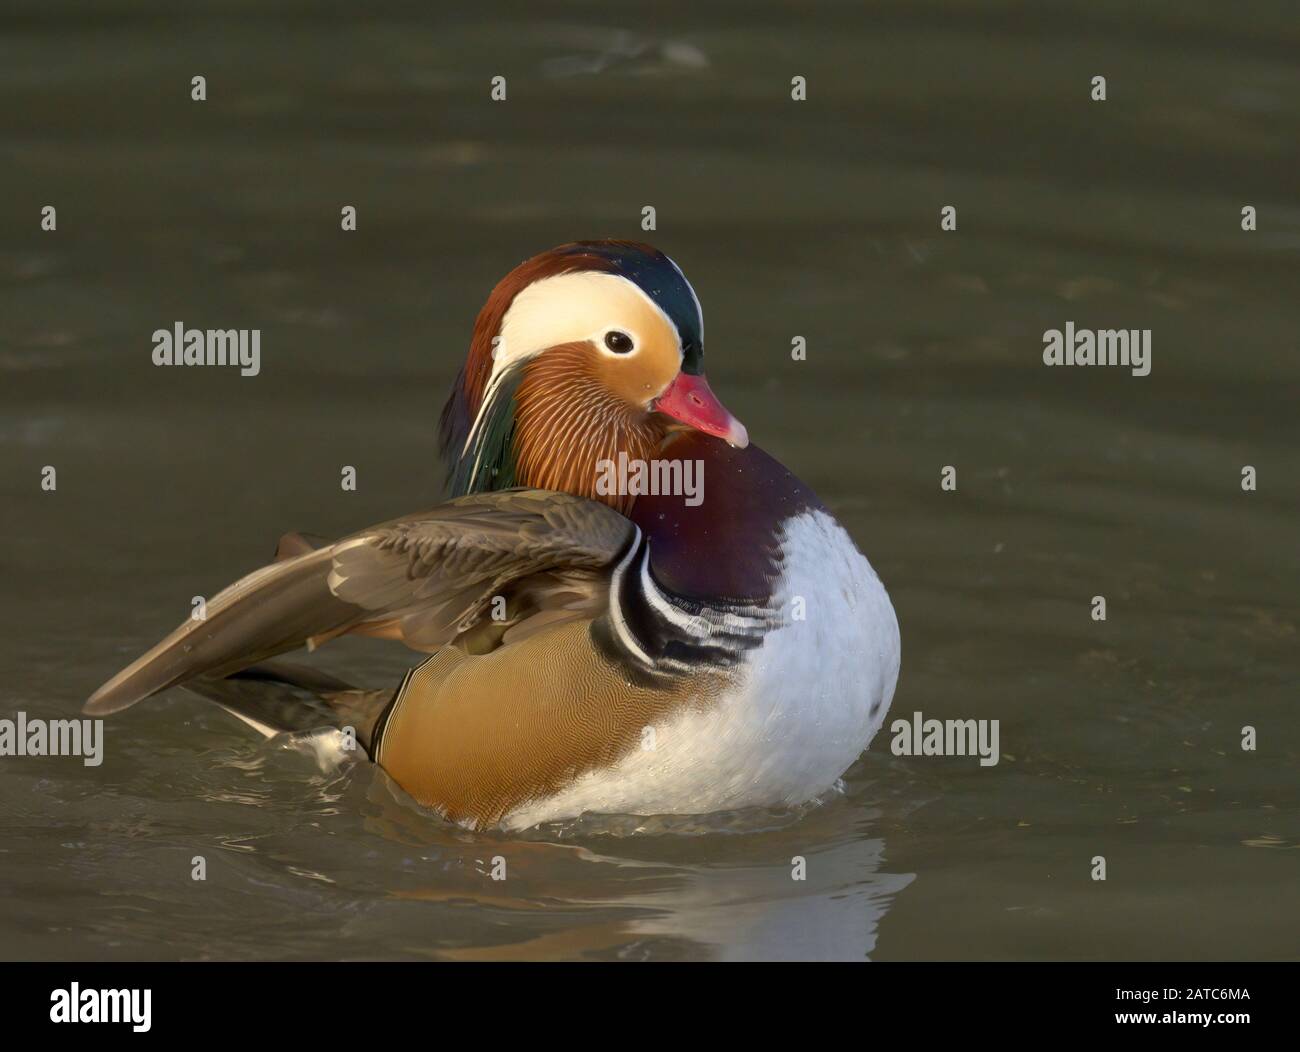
[85,490,635,715]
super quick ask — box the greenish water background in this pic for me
[1,1,1297,959]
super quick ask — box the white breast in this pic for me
[503,509,901,830]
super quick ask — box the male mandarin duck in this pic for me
[86,240,900,830]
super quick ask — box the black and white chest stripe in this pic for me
[599,528,780,677]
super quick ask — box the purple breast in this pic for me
[628,433,821,603]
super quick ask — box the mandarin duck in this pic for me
[86,241,900,830]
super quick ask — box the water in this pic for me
[1,2,1297,960]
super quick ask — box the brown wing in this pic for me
[84,489,636,715]
[326,489,632,651]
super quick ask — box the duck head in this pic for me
[439,240,747,511]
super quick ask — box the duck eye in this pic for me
[604,330,634,354]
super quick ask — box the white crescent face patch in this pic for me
[491,270,683,381]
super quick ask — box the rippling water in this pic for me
[1,2,1297,959]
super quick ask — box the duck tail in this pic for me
[178,661,395,756]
